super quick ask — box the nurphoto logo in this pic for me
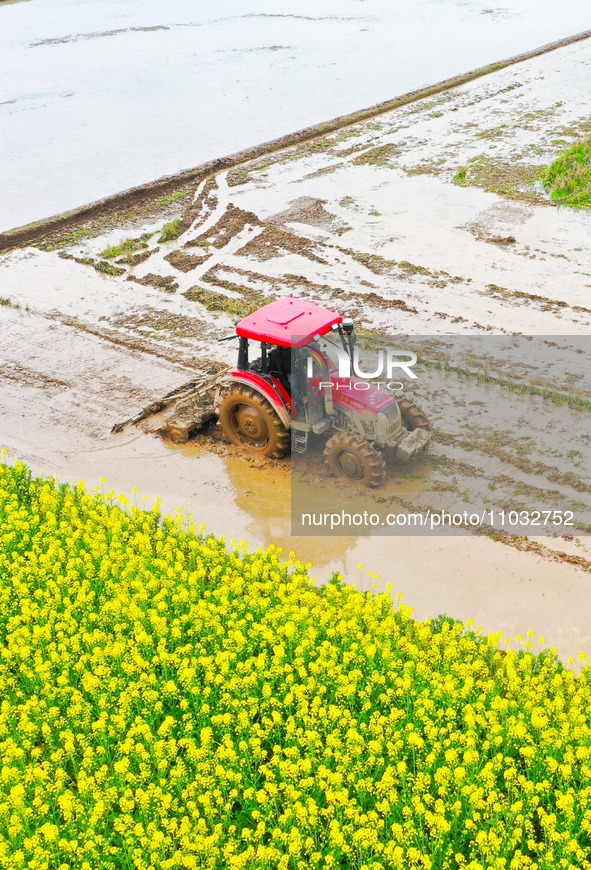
[307,347,418,380]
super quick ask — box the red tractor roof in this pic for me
[236,297,342,347]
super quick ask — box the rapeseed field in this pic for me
[1,458,590,870]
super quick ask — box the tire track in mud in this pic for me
[494,535,591,573]
[161,188,590,336]
[10,205,589,533]
[433,432,591,495]
[47,313,217,371]
[291,347,591,545]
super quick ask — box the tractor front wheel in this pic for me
[397,396,431,431]
[219,385,290,458]
[324,431,386,487]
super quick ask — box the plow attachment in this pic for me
[111,369,229,441]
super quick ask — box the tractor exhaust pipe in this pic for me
[341,317,356,363]
[237,336,249,371]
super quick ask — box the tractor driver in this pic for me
[267,344,293,395]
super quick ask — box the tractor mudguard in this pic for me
[223,371,291,430]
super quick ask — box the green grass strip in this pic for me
[543,138,591,208]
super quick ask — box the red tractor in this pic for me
[218,297,430,487]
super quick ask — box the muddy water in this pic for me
[3,0,591,231]
[3,398,591,666]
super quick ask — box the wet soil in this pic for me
[127,273,179,292]
[236,225,329,264]
[164,250,208,272]
[268,196,351,236]
[183,284,273,320]
[108,307,215,341]
[189,204,263,250]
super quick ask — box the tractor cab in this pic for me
[235,297,342,391]
[235,297,342,351]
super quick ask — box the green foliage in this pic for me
[158,219,183,243]
[543,138,591,207]
[100,233,153,259]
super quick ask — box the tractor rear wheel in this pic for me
[397,396,431,431]
[324,431,386,487]
[219,385,290,458]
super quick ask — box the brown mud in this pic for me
[236,224,329,263]
[189,204,263,250]
[127,273,179,292]
[184,283,274,320]
[51,314,215,371]
[268,196,351,236]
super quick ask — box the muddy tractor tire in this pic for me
[324,431,386,487]
[397,396,431,431]
[219,385,290,458]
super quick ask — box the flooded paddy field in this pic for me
[2,0,591,232]
[2,36,591,661]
